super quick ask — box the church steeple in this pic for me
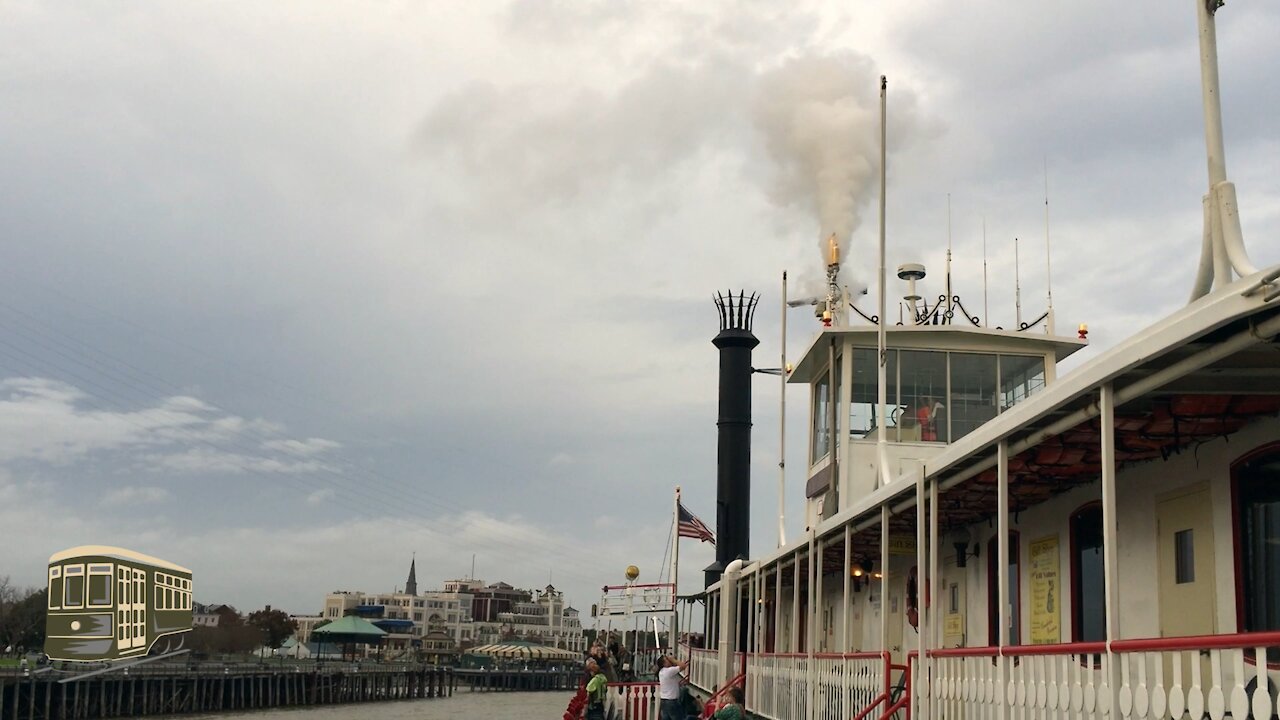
[405,554,418,596]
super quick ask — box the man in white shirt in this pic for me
[656,654,689,720]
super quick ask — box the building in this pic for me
[492,584,586,652]
[310,561,587,657]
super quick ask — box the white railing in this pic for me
[606,682,660,720]
[927,632,1280,720]
[746,652,890,720]
[689,647,718,693]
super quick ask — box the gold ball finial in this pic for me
[625,565,640,582]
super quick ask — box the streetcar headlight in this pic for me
[70,620,81,631]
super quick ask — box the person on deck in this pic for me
[583,658,607,720]
[656,654,690,720]
[711,686,746,720]
[916,395,945,441]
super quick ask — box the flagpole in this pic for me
[671,486,681,652]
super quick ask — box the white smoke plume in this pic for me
[753,52,911,291]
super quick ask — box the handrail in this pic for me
[927,631,1280,659]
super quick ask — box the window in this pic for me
[849,348,898,439]
[900,351,947,442]
[88,565,112,607]
[999,355,1047,412]
[950,353,997,442]
[1071,504,1106,642]
[812,371,830,461]
[48,567,62,610]
[1174,530,1195,584]
[987,533,1020,645]
[1235,446,1280,633]
[64,565,85,608]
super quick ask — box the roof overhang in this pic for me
[787,324,1087,384]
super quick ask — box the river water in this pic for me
[202,691,570,719]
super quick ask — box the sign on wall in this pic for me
[1029,535,1061,644]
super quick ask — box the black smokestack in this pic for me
[706,291,759,587]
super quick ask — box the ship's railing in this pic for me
[744,651,890,720]
[688,647,718,693]
[605,681,661,720]
[927,631,1280,719]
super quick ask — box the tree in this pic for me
[247,607,298,650]
[0,578,44,651]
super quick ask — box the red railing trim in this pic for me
[926,631,1280,659]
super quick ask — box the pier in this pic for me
[0,662,454,719]
[454,667,581,692]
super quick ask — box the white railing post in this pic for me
[1101,383,1120,717]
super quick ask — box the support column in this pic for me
[915,471,928,720]
[880,506,890,656]
[807,531,817,720]
[842,524,851,652]
[998,440,1010,720]
[814,536,824,652]
[774,564,783,655]
[1101,384,1120,715]
[791,551,801,652]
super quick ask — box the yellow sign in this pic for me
[1029,535,1061,644]
[888,535,917,556]
[944,613,964,637]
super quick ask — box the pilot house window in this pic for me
[812,372,831,461]
[1236,447,1280,632]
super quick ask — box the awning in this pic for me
[468,641,579,661]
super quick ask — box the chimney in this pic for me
[705,291,760,586]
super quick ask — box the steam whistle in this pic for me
[823,233,840,327]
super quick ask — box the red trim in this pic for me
[926,631,1280,659]
[987,531,1022,646]
[1068,501,1103,643]
[1230,441,1280,634]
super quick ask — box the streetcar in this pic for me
[46,545,193,662]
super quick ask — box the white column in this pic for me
[880,506,890,655]
[930,478,941,652]
[815,536,825,652]
[774,564,783,655]
[792,551,801,652]
[997,439,1010,720]
[915,471,928,720]
[1101,384,1120,715]
[843,523,852,652]
[807,531,817,720]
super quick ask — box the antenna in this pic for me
[1015,237,1023,328]
[946,193,953,320]
[876,75,891,488]
[471,554,476,581]
[1044,157,1055,334]
[982,217,989,327]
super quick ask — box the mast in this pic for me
[779,272,787,548]
[982,217,989,327]
[946,193,953,321]
[1044,157,1055,334]
[1015,237,1023,328]
[671,486,680,650]
[877,75,891,487]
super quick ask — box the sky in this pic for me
[1,1,1277,627]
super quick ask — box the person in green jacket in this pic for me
[584,658,607,720]
[711,686,745,720]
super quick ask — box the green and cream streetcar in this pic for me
[46,546,193,662]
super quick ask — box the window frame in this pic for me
[987,531,1022,646]
[1231,441,1280,633]
[1069,501,1106,643]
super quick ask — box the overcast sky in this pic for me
[1,1,1277,625]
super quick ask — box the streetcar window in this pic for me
[64,565,85,608]
[156,586,163,609]
[48,567,62,610]
[166,588,173,609]
[88,570,112,607]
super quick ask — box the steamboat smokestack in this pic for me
[706,291,760,587]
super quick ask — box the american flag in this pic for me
[678,502,715,544]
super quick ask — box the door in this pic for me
[132,569,147,649]
[1157,485,1216,637]
[1157,485,1215,686]
[117,566,132,651]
